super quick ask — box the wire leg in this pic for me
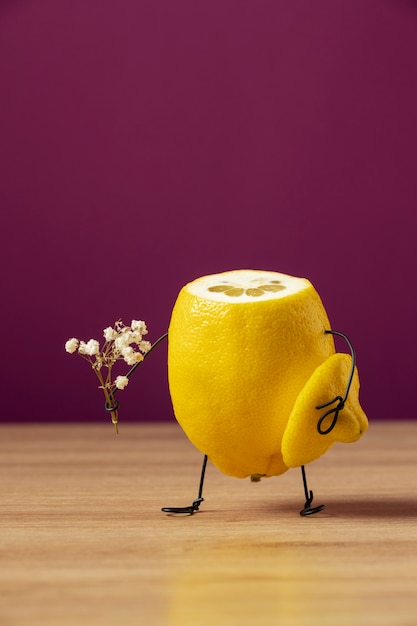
[162,455,208,515]
[299,465,325,516]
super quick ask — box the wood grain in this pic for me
[0,421,416,626]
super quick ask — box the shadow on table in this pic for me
[316,497,417,519]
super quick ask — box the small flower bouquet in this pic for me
[65,320,151,432]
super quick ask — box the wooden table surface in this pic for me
[0,421,416,626]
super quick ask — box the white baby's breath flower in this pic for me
[139,340,151,354]
[131,320,148,335]
[121,346,133,358]
[114,333,131,352]
[103,326,117,342]
[115,375,129,390]
[78,341,87,355]
[84,339,100,356]
[128,330,142,344]
[65,338,79,353]
[126,330,137,344]
[122,346,144,366]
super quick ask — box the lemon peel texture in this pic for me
[282,353,368,467]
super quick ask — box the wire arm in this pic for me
[316,330,356,435]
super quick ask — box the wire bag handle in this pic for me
[316,330,356,436]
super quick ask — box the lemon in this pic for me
[167,269,367,479]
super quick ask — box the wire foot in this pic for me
[299,465,325,516]
[299,491,325,516]
[161,455,208,516]
[161,497,204,515]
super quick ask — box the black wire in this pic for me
[123,331,168,384]
[299,465,325,516]
[316,330,357,435]
[161,455,208,515]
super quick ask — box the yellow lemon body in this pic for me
[167,269,367,479]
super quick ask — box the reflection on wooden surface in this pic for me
[0,422,416,625]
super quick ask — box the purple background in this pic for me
[1,0,416,426]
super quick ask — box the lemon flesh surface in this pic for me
[167,270,336,479]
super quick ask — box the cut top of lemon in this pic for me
[185,269,312,303]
